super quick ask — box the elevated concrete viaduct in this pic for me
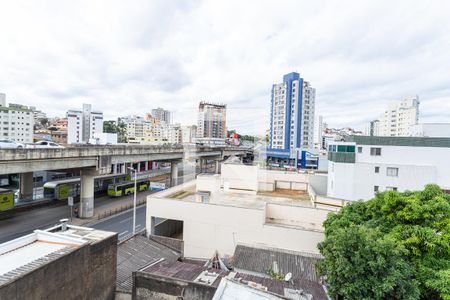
[0,145,250,218]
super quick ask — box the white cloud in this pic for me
[0,0,449,135]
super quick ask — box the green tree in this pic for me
[116,121,127,143]
[318,185,450,300]
[103,120,118,133]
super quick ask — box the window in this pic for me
[374,186,379,192]
[358,146,362,153]
[387,167,399,177]
[386,186,398,191]
[370,147,382,156]
[375,166,380,173]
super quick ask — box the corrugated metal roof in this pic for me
[213,278,285,300]
[233,244,322,283]
[142,260,228,288]
[116,235,181,292]
[235,273,327,300]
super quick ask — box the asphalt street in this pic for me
[91,204,147,240]
[0,190,153,243]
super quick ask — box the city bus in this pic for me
[43,173,130,200]
[107,179,150,197]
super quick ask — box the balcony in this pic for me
[328,152,355,163]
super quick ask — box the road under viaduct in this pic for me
[0,144,250,218]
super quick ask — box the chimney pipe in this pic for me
[60,218,69,231]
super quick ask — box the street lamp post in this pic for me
[128,167,137,236]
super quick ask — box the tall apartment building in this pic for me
[197,102,227,139]
[151,108,171,125]
[369,96,420,137]
[66,103,103,144]
[0,94,34,143]
[120,115,168,143]
[327,135,450,201]
[365,120,380,136]
[168,124,182,144]
[314,115,323,149]
[267,72,315,166]
[0,93,6,107]
[181,125,197,143]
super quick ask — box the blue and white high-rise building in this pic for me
[267,72,316,167]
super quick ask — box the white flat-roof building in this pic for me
[66,103,103,144]
[146,164,335,259]
[0,94,34,143]
[327,135,450,201]
[376,96,420,137]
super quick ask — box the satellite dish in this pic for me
[284,272,292,282]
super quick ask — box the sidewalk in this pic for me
[70,190,155,227]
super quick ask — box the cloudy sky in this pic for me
[1,0,450,135]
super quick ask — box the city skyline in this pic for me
[1,1,450,135]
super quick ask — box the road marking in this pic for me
[119,230,129,236]
[119,216,133,224]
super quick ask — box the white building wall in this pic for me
[66,110,82,144]
[270,83,287,149]
[378,96,419,137]
[328,143,450,201]
[147,197,325,259]
[301,82,315,148]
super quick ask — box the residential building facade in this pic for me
[151,108,171,125]
[197,102,227,139]
[365,119,380,136]
[120,115,161,143]
[167,124,182,144]
[266,72,316,167]
[181,125,197,144]
[327,135,450,201]
[66,103,103,144]
[370,96,420,137]
[0,94,34,143]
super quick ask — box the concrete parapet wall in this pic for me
[0,233,118,300]
[133,271,217,300]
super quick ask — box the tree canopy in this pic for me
[317,184,450,300]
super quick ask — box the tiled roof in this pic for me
[233,244,323,283]
[116,235,181,292]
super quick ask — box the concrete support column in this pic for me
[137,162,141,172]
[20,172,34,200]
[121,164,125,173]
[144,161,149,171]
[80,169,96,218]
[199,159,203,173]
[215,160,220,174]
[171,162,178,186]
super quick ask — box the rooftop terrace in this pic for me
[162,180,313,210]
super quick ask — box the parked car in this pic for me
[28,141,65,149]
[0,139,25,149]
